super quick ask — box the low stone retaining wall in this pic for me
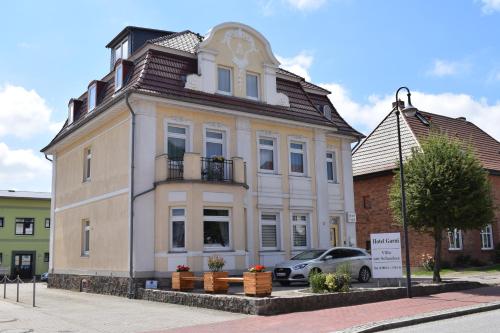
[137,281,484,315]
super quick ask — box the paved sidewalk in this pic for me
[149,286,500,333]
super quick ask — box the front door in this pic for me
[12,253,34,279]
[330,217,340,247]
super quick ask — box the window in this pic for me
[82,220,90,256]
[68,101,74,125]
[114,38,129,63]
[203,209,230,249]
[44,252,49,262]
[15,218,34,235]
[171,208,185,251]
[0,217,4,227]
[0,253,2,265]
[323,105,332,120]
[326,151,337,182]
[205,130,225,158]
[259,138,275,172]
[290,142,305,175]
[83,147,92,182]
[167,125,187,159]
[44,218,50,229]
[292,213,309,249]
[246,73,259,99]
[217,67,232,94]
[260,213,280,250]
[114,63,123,91]
[88,84,96,111]
[448,229,463,250]
[481,224,494,250]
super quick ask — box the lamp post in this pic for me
[395,86,418,298]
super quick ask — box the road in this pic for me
[384,309,500,332]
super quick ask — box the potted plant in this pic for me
[243,265,272,297]
[207,156,225,181]
[172,265,194,291]
[204,256,228,293]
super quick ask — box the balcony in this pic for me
[155,153,246,186]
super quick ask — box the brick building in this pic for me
[352,105,500,267]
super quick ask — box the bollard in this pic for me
[3,276,6,299]
[16,275,19,302]
[32,275,36,307]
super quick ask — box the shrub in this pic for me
[420,254,435,271]
[207,256,225,272]
[309,270,351,293]
[309,271,327,293]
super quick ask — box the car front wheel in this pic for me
[358,266,371,283]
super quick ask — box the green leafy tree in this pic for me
[389,134,494,282]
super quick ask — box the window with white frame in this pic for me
[114,63,123,91]
[292,213,309,249]
[44,252,49,262]
[246,73,259,99]
[290,141,306,175]
[83,147,92,182]
[260,213,280,250]
[448,229,463,250]
[167,125,188,159]
[258,137,276,172]
[0,217,4,227]
[15,218,34,235]
[68,101,74,125]
[82,220,90,256]
[114,38,129,63]
[205,130,225,158]
[88,84,96,111]
[481,224,494,250]
[45,218,50,229]
[326,151,338,183]
[0,253,2,265]
[203,209,230,249]
[171,208,185,251]
[217,67,232,94]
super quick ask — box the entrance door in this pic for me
[329,217,340,247]
[12,253,34,279]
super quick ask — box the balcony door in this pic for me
[204,129,229,181]
[205,130,225,158]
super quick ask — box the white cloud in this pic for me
[426,59,468,77]
[0,142,51,191]
[320,83,500,141]
[285,0,327,11]
[480,0,500,13]
[0,84,61,139]
[277,51,314,81]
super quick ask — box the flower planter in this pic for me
[204,271,229,293]
[243,271,272,297]
[172,271,195,291]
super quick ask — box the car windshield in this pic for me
[291,250,326,260]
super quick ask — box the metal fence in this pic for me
[167,157,184,180]
[201,158,233,182]
[1,275,36,307]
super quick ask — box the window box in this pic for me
[171,271,195,291]
[243,271,272,297]
[203,271,229,294]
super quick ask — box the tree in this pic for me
[389,133,494,282]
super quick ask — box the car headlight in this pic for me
[292,263,309,270]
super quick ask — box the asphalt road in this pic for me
[384,309,500,333]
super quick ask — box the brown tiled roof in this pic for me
[43,44,362,152]
[404,111,500,172]
[150,30,203,54]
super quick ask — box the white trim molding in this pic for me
[55,188,129,213]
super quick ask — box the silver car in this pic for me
[273,247,372,286]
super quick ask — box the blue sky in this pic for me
[1,0,500,191]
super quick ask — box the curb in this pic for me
[332,301,500,333]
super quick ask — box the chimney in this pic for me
[456,116,466,121]
[392,100,405,109]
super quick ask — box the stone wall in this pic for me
[354,173,500,267]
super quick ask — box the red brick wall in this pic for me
[354,173,500,267]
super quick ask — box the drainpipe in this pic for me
[125,91,136,299]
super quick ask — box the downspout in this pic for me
[125,91,136,299]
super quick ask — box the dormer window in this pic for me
[68,100,75,125]
[115,63,123,91]
[323,105,332,121]
[217,67,232,95]
[88,84,97,112]
[246,73,259,100]
[114,38,129,63]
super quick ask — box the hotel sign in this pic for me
[370,233,403,278]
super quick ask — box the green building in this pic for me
[0,190,51,278]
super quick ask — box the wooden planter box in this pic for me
[243,271,272,297]
[172,271,195,291]
[204,271,229,293]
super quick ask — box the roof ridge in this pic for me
[148,30,200,43]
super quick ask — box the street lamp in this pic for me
[395,86,418,298]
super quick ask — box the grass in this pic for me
[412,264,500,276]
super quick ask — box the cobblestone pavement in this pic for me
[150,286,500,333]
[0,283,246,333]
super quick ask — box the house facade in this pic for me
[42,22,362,294]
[352,104,500,266]
[0,190,51,278]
